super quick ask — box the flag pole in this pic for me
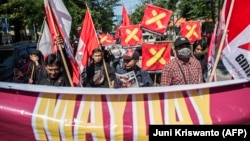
[47,2,74,87]
[30,64,35,81]
[36,16,46,49]
[208,0,235,82]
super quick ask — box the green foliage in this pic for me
[130,0,219,25]
[0,0,44,27]
[0,0,120,42]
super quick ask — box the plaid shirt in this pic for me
[160,57,203,86]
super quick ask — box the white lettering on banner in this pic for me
[32,93,76,141]
[31,89,212,140]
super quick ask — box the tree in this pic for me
[0,0,44,42]
[0,0,121,42]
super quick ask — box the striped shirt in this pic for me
[160,57,203,86]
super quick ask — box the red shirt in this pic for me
[160,57,203,86]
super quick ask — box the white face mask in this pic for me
[177,47,191,59]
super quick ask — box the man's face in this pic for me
[45,64,60,79]
[175,43,191,61]
[123,59,137,70]
[92,52,102,63]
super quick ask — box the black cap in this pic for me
[174,36,190,47]
[123,48,140,60]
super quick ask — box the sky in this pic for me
[113,0,140,15]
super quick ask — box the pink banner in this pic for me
[0,80,250,141]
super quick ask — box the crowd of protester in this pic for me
[8,35,209,88]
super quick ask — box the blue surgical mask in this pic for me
[177,47,191,59]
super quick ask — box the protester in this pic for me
[160,36,203,86]
[26,49,45,84]
[115,48,153,88]
[85,48,116,88]
[108,44,125,71]
[193,39,208,82]
[39,53,70,86]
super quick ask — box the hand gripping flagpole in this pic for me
[47,2,74,87]
[208,0,235,82]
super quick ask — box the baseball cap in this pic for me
[122,48,140,60]
[174,36,190,47]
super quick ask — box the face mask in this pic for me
[193,51,203,58]
[177,47,191,60]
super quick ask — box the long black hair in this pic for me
[193,39,207,52]
[30,49,44,65]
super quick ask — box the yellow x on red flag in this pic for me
[120,24,142,47]
[180,21,201,43]
[142,43,171,71]
[99,34,115,45]
[141,4,172,35]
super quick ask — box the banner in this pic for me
[0,79,250,140]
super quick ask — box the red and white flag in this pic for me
[121,4,130,26]
[75,8,99,73]
[207,24,217,81]
[216,0,227,48]
[221,0,250,79]
[44,0,81,86]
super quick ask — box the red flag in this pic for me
[45,0,81,86]
[120,24,142,47]
[180,21,201,43]
[141,4,172,35]
[99,33,115,46]
[44,0,57,53]
[207,24,217,82]
[220,0,250,79]
[141,43,171,71]
[75,8,99,73]
[114,24,120,41]
[121,4,130,26]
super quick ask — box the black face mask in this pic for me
[193,51,203,58]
